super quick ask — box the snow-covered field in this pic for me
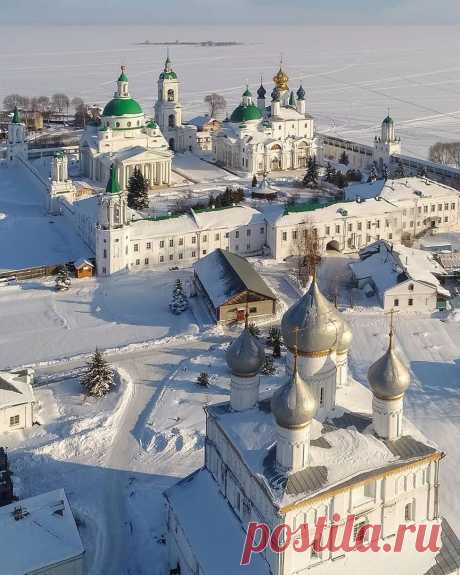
[0,269,199,369]
[2,25,460,159]
[0,164,91,273]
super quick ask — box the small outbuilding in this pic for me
[0,369,35,433]
[74,258,94,279]
[194,249,277,323]
[0,489,85,575]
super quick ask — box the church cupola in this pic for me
[335,316,353,388]
[381,114,396,143]
[296,84,306,115]
[12,106,21,124]
[257,78,266,111]
[271,348,317,473]
[7,105,27,163]
[242,86,253,107]
[368,318,411,440]
[271,86,281,117]
[281,274,343,410]
[226,313,265,411]
[117,65,129,98]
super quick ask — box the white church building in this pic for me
[80,66,173,191]
[165,277,450,575]
[214,64,315,175]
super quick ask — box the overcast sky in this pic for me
[2,0,460,25]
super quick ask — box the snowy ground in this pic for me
[0,268,200,369]
[172,152,239,183]
[2,25,460,159]
[0,164,91,273]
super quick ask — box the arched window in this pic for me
[408,283,414,291]
[167,89,175,102]
[168,114,175,128]
[115,121,120,128]
[127,121,131,127]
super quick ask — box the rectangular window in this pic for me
[367,221,371,230]
[394,298,399,307]
[202,249,207,255]
[389,233,393,239]
[178,238,184,246]
[408,298,414,306]
[134,244,139,252]
[444,216,448,222]
[103,249,107,258]
[160,240,165,248]
[438,204,442,211]
[452,203,456,209]
[144,258,149,265]
[235,231,239,239]
[169,239,174,248]
[357,222,362,231]
[431,205,435,212]
[445,203,449,210]
[260,227,264,234]
[178,253,183,260]
[146,242,151,250]
[335,225,340,234]
[249,307,257,313]
[325,226,330,235]
[160,255,164,263]
[282,232,287,241]
[192,251,196,258]
[405,502,415,521]
[169,254,174,261]
[292,230,298,240]
[202,235,208,242]
[192,236,196,244]
[225,232,230,238]
[424,206,428,213]
[376,220,380,229]
[10,415,20,427]
[348,223,352,232]
[135,259,140,265]
[246,229,251,237]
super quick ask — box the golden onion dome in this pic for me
[273,66,289,92]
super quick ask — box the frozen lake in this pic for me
[1,25,460,158]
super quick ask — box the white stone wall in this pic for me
[383,280,438,313]
[0,402,33,433]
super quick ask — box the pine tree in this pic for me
[261,355,275,375]
[302,156,319,188]
[339,151,349,166]
[55,264,71,291]
[127,168,150,210]
[251,174,258,188]
[248,322,261,338]
[169,279,189,315]
[273,339,281,358]
[325,162,336,183]
[81,349,114,398]
[196,372,209,387]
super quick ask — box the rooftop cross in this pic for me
[385,308,399,346]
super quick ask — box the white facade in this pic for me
[214,66,315,175]
[0,369,35,433]
[7,108,27,163]
[80,66,172,190]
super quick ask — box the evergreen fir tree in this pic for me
[261,355,275,375]
[196,372,209,387]
[127,168,150,210]
[169,279,189,315]
[55,265,71,291]
[248,322,261,338]
[81,349,114,398]
[251,174,258,188]
[302,156,319,188]
[382,164,389,181]
[367,165,378,183]
[325,162,336,183]
[339,151,349,166]
[273,339,281,358]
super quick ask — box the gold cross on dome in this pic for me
[385,308,399,342]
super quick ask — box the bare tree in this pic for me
[291,219,321,287]
[429,142,460,168]
[3,94,25,111]
[52,93,70,115]
[204,93,226,118]
[71,97,84,110]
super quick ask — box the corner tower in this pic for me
[96,164,130,276]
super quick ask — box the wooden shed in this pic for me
[74,258,94,279]
[194,249,277,323]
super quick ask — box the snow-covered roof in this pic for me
[0,370,35,409]
[206,379,440,509]
[74,258,94,269]
[353,240,449,297]
[165,469,270,575]
[346,177,460,205]
[186,114,217,128]
[0,489,84,575]
[194,249,276,309]
[437,252,460,272]
[192,205,265,229]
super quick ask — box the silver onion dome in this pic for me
[368,331,410,400]
[226,325,265,378]
[281,276,342,355]
[336,316,353,354]
[271,358,317,429]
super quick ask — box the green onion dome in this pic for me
[102,98,143,117]
[230,102,263,123]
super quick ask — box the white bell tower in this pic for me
[154,54,182,149]
[48,152,76,214]
[7,107,27,163]
[96,164,131,276]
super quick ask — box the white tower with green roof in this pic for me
[7,106,27,163]
[96,164,130,276]
[154,55,183,150]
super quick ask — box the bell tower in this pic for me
[154,53,182,149]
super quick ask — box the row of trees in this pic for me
[3,94,90,127]
[208,186,245,208]
[429,142,460,168]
